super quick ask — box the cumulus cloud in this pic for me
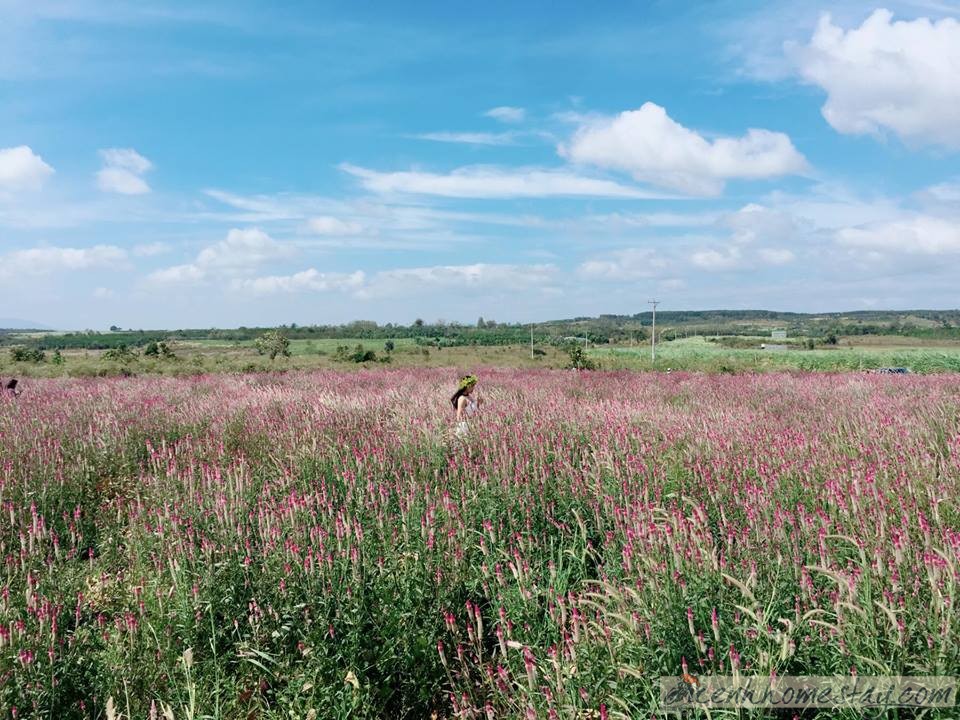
[148,228,294,285]
[0,146,54,191]
[836,216,960,254]
[362,263,557,297]
[305,216,365,235]
[578,248,668,281]
[148,263,207,285]
[560,102,808,196]
[233,269,366,295]
[484,106,526,123]
[792,10,960,149]
[689,204,801,271]
[97,148,153,194]
[0,244,127,279]
[340,163,672,199]
[196,227,292,269]
[234,262,558,299]
[132,241,171,257]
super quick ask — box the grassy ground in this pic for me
[3,335,960,381]
[595,336,960,373]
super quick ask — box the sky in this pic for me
[1,0,959,330]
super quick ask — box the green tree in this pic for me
[384,340,395,353]
[255,331,291,360]
[566,343,595,370]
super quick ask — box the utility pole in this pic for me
[530,324,534,359]
[648,299,660,362]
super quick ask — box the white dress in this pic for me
[455,396,478,437]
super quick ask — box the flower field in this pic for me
[2,369,959,718]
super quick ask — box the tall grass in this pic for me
[1,369,959,718]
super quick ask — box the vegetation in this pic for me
[254,331,291,360]
[2,370,958,718]
[8,309,960,356]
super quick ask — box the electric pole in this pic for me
[648,299,660,362]
[530,324,534,359]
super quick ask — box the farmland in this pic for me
[2,369,959,718]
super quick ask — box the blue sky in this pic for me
[1,0,959,329]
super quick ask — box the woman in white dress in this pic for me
[450,374,481,437]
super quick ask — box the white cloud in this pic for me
[836,216,960,254]
[721,203,803,244]
[132,241,171,257]
[148,228,294,285]
[0,244,127,279]
[691,248,744,271]
[560,103,808,196]
[484,106,526,123]
[0,146,54,191]
[688,204,801,271]
[93,287,115,299]
[578,248,668,281]
[414,131,518,146]
[97,148,153,194]
[195,227,292,269]
[305,216,365,235]
[340,163,673,199]
[757,247,796,265]
[147,263,207,285]
[233,269,366,295]
[234,262,558,299]
[792,10,960,149]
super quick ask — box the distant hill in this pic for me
[0,318,51,331]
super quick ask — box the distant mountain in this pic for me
[0,318,52,330]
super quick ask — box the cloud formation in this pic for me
[236,262,558,299]
[148,228,293,284]
[341,163,671,199]
[792,10,960,149]
[484,106,526,123]
[305,216,365,235]
[0,146,54,191]
[414,131,518,146]
[561,102,808,196]
[836,216,960,255]
[97,148,153,194]
[0,244,127,279]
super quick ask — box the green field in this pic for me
[4,334,960,380]
[593,336,960,373]
[185,337,419,356]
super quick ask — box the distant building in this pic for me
[771,329,787,340]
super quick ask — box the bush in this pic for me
[566,344,595,370]
[145,341,176,359]
[10,347,46,363]
[254,331,291,360]
[102,345,138,363]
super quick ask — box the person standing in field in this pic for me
[450,374,481,437]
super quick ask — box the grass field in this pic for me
[596,336,960,373]
[2,369,959,718]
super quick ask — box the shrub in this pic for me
[10,347,45,363]
[566,343,595,370]
[254,331,291,360]
[102,345,138,363]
